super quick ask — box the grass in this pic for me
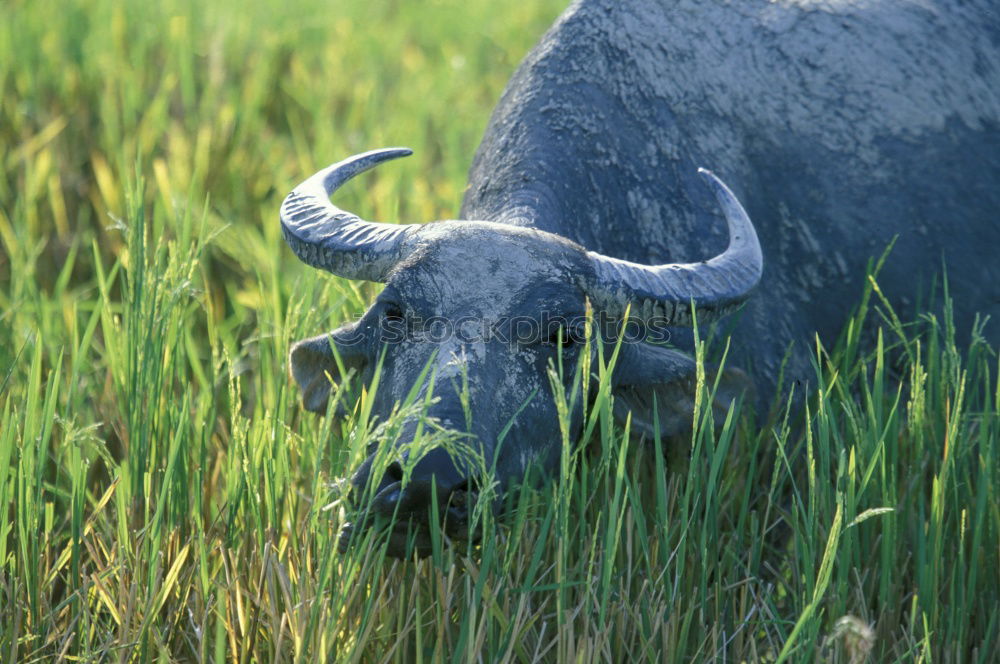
[1,0,997,661]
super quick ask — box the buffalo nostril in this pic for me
[450,489,469,509]
[442,481,478,539]
[447,479,476,509]
[385,461,404,483]
[445,480,479,520]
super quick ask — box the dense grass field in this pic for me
[2,0,998,661]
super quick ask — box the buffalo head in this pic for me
[283,148,761,557]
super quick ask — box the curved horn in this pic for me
[584,169,763,326]
[280,148,418,282]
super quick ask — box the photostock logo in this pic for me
[336,311,674,347]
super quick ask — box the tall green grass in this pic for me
[1,0,997,661]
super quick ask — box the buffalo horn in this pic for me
[584,169,763,326]
[280,148,418,282]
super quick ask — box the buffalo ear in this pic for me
[611,343,754,440]
[289,328,366,414]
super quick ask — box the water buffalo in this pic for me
[283,0,1000,556]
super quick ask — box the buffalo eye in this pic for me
[543,322,584,349]
[546,326,569,347]
[383,302,405,323]
[379,302,408,343]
